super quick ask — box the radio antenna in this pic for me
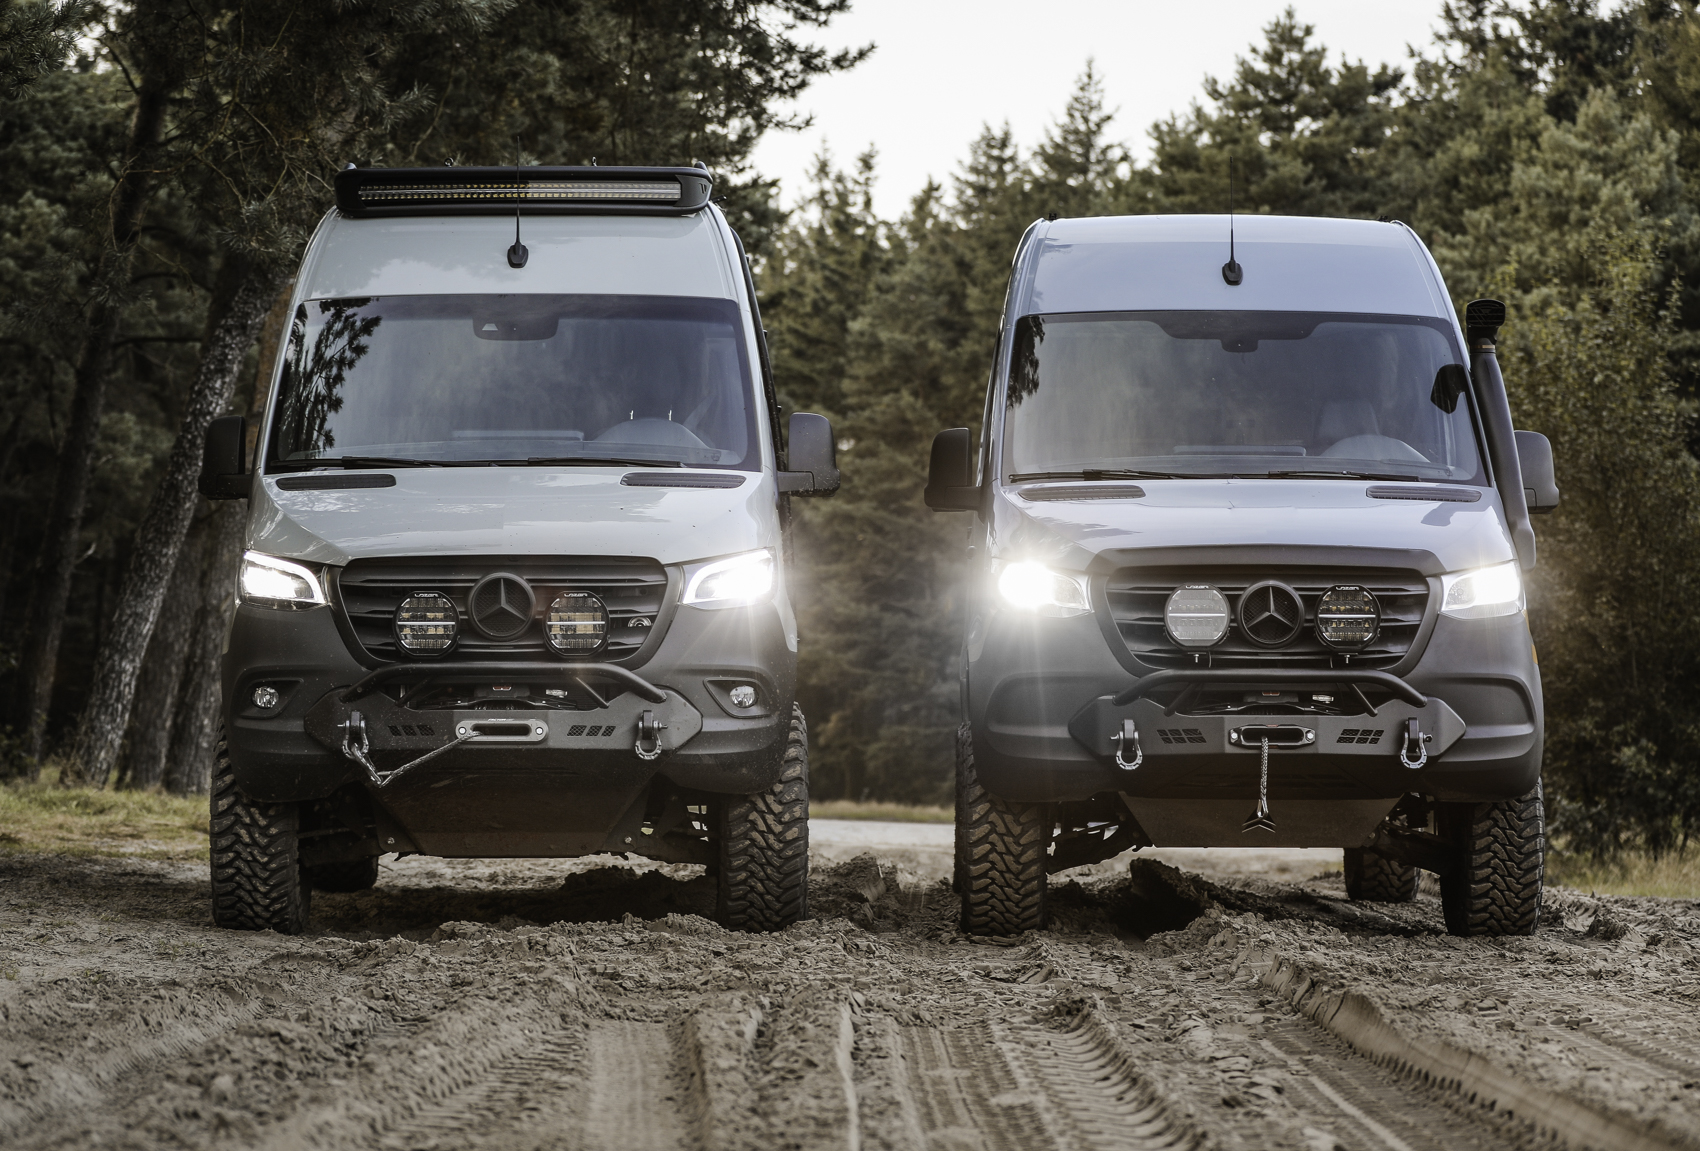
[507,136,529,269]
[1221,157,1242,286]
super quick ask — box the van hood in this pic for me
[995,479,1515,575]
[247,468,774,567]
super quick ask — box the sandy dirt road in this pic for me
[2,821,1697,1151]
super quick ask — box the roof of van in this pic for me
[1023,214,1454,321]
[298,211,743,300]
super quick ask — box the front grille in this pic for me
[1106,566,1429,670]
[335,556,668,664]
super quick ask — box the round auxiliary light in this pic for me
[546,591,608,655]
[1237,580,1305,648]
[1164,584,1230,648]
[394,591,457,655]
[1316,585,1381,651]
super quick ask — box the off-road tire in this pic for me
[210,735,310,933]
[1343,846,1418,902]
[952,723,971,894]
[304,855,380,893]
[1439,780,1544,937]
[957,725,1049,936]
[716,704,809,932]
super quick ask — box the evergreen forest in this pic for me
[3,0,1700,859]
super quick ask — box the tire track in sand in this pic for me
[1259,1019,1531,1151]
[897,1010,1203,1151]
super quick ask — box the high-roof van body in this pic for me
[927,214,1557,937]
[204,167,836,933]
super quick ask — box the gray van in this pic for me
[199,165,838,933]
[925,214,1558,938]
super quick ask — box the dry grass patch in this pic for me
[809,800,951,823]
[1548,848,1700,899]
[0,766,208,860]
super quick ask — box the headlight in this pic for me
[1316,585,1380,649]
[1164,584,1229,647]
[996,561,1090,617]
[546,591,608,653]
[1440,561,1523,619]
[394,592,457,654]
[239,551,326,610]
[682,550,775,609]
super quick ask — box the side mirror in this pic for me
[199,414,249,500]
[924,428,979,511]
[777,412,839,496]
[1514,430,1560,514]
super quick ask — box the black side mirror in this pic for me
[777,412,839,496]
[199,414,249,500]
[1514,430,1560,514]
[924,428,979,511]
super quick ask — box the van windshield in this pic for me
[1002,311,1484,483]
[267,294,758,470]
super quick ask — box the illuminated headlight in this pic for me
[683,550,775,609]
[1316,585,1381,650]
[996,561,1090,617]
[239,551,326,610]
[1440,561,1524,619]
[1164,584,1229,647]
[546,591,608,654]
[394,592,457,654]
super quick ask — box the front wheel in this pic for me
[715,704,810,932]
[210,734,310,933]
[1439,781,1544,937]
[957,725,1049,936]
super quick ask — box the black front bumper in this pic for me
[964,608,1543,806]
[222,594,798,819]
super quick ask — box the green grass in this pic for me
[1547,848,1700,899]
[0,766,209,860]
[809,800,952,823]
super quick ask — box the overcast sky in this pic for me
[748,1,1450,218]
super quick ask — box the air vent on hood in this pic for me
[621,472,747,489]
[1366,485,1482,503]
[1019,484,1146,501]
[276,474,396,491]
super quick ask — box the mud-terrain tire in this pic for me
[953,723,971,895]
[1343,847,1418,902]
[957,725,1049,936]
[1440,780,1544,937]
[210,735,310,933]
[716,704,809,932]
[304,855,380,893]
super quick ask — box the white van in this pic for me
[199,165,838,933]
[926,214,1559,937]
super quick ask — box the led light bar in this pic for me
[334,165,714,217]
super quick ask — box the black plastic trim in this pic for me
[1110,668,1427,708]
[622,472,746,489]
[277,473,397,490]
[1366,484,1481,503]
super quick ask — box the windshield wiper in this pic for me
[1263,469,1425,481]
[523,457,684,468]
[1008,469,1202,482]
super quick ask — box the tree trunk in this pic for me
[19,74,171,774]
[65,254,286,787]
[164,500,243,796]
[116,511,208,790]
